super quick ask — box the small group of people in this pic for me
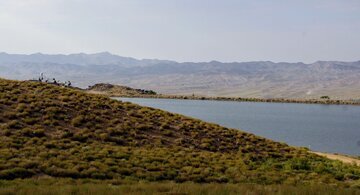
[36,73,72,87]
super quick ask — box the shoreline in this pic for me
[85,83,360,106]
[311,151,360,166]
[114,93,360,163]
[105,93,360,106]
[115,93,360,166]
[116,94,360,163]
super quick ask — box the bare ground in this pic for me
[311,151,360,166]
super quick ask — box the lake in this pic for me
[116,98,360,156]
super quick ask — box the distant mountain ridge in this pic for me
[0,52,174,67]
[0,52,359,99]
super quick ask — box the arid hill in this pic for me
[0,78,359,187]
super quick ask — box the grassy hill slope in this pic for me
[0,79,359,187]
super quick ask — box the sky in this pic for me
[0,0,359,63]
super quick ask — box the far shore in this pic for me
[104,93,360,106]
[85,83,360,106]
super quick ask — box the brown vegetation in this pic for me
[1,179,360,195]
[0,78,359,189]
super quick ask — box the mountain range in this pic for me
[1,52,359,99]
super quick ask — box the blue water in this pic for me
[116,98,360,156]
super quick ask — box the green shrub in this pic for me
[71,115,85,127]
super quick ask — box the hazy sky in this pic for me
[0,0,359,63]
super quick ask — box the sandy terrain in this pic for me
[311,151,360,166]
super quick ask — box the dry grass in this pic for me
[0,78,359,188]
[0,179,359,195]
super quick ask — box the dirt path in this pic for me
[311,151,360,166]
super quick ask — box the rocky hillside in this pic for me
[0,78,359,186]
